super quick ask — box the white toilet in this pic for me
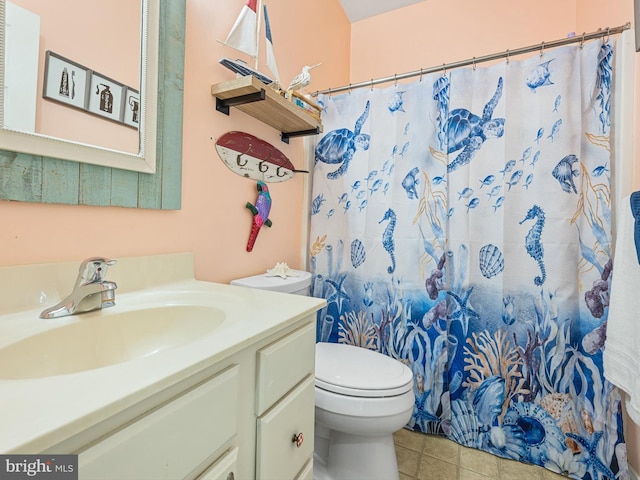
[314,342,414,480]
[230,270,415,480]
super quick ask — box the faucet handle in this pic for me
[76,257,117,286]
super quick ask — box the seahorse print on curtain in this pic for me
[309,37,628,480]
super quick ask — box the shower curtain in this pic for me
[310,37,628,479]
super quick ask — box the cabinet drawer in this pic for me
[79,366,239,480]
[197,447,238,480]
[256,321,315,415]
[256,375,315,480]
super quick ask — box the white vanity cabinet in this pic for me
[0,254,327,480]
[66,316,317,480]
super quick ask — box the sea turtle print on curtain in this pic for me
[309,38,628,480]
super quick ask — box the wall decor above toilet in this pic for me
[215,131,308,182]
[245,181,273,252]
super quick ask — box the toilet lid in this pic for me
[315,342,413,397]
[230,270,311,294]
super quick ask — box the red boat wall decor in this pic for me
[215,131,308,183]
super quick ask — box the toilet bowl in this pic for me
[314,342,414,480]
[229,271,415,480]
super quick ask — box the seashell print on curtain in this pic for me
[309,38,628,479]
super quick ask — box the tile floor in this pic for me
[394,428,567,480]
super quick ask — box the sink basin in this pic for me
[0,305,226,379]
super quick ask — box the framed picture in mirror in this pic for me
[123,87,140,128]
[42,51,89,109]
[87,71,125,122]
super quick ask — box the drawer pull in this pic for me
[292,432,304,448]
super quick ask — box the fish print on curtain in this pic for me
[310,38,628,479]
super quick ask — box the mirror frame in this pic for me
[0,0,158,173]
[0,0,184,210]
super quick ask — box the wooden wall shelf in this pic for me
[211,76,323,143]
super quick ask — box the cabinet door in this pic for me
[256,375,314,480]
[197,447,238,480]
[79,366,239,480]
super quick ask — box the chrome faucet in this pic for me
[40,257,118,319]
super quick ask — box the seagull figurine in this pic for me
[286,63,321,92]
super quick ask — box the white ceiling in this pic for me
[338,0,426,23]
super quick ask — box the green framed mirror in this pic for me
[0,0,184,209]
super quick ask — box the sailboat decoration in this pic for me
[219,0,280,87]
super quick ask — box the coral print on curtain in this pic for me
[310,37,628,480]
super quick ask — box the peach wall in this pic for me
[0,0,350,284]
[349,0,576,85]
[349,0,639,473]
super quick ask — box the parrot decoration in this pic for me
[245,181,272,252]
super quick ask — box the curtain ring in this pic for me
[580,32,586,49]
[605,27,611,43]
[442,63,447,77]
[348,83,352,94]
[540,41,545,57]
[394,74,398,87]
[505,49,510,64]
[370,79,374,91]
[419,68,423,82]
[472,57,476,71]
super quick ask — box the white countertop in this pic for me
[0,254,325,453]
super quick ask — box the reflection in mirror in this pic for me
[0,0,158,173]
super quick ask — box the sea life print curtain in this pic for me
[310,37,628,479]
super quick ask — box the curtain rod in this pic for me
[312,23,630,97]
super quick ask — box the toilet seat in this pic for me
[315,342,413,398]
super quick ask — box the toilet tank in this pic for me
[230,270,312,295]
